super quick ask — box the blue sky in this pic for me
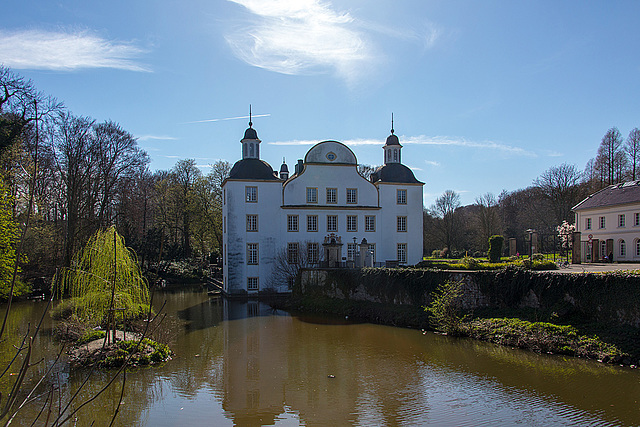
[2,1,640,206]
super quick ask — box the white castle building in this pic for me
[222,117,424,295]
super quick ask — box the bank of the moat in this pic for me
[290,267,640,365]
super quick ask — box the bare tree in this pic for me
[53,112,96,266]
[268,241,320,290]
[626,128,640,181]
[92,120,149,227]
[357,164,377,180]
[171,159,202,258]
[474,192,501,251]
[533,163,584,226]
[429,190,462,253]
[596,127,624,186]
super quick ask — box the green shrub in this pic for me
[77,329,106,345]
[532,253,544,261]
[463,317,624,360]
[488,235,504,263]
[461,257,480,270]
[425,280,465,335]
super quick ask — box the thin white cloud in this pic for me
[225,0,376,85]
[424,160,440,167]
[137,135,178,142]
[544,150,564,157]
[408,166,423,171]
[402,135,537,157]
[183,113,271,124]
[269,138,382,146]
[0,29,149,71]
[270,134,536,157]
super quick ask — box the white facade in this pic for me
[222,124,424,295]
[573,181,640,262]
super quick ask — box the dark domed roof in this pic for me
[228,158,279,180]
[371,163,421,184]
[385,133,400,146]
[243,126,259,140]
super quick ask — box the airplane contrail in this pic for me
[183,113,271,124]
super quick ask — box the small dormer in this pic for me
[241,106,261,160]
[383,114,402,165]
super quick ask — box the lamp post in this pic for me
[526,229,535,260]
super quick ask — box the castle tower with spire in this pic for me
[222,111,423,295]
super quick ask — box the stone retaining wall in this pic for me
[298,268,640,327]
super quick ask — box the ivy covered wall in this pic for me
[298,267,640,327]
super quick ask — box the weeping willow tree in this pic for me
[57,226,150,325]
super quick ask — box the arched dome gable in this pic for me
[304,141,357,165]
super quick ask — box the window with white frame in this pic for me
[326,188,337,204]
[368,243,376,262]
[245,186,257,202]
[635,213,640,226]
[347,215,357,232]
[397,189,407,205]
[620,240,626,257]
[246,214,258,232]
[636,239,640,257]
[287,215,299,232]
[599,216,605,229]
[307,215,318,232]
[397,216,407,232]
[347,243,357,261]
[247,243,258,265]
[307,242,319,264]
[585,217,592,230]
[619,214,626,227]
[327,215,337,232]
[601,240,607,259]
[287,242,299,264]
[397,243,407,263]
[365,215,375,232]
[247,277,259,291]
[306,187,318,203]
[346,188,357,204]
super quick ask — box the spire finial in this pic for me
[249,104,253,128]
[391,112,394,134]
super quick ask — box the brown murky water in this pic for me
[4,286,640,426]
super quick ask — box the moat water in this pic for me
[4,285,640,426]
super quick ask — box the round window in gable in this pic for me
[326,152,337,161]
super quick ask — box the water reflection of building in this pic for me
[218,301,428,426]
